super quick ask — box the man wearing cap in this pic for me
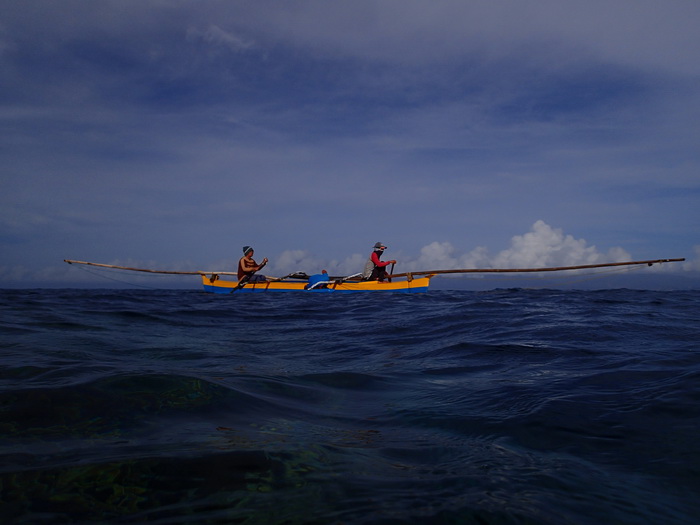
[362,242,396,282]
[238,246,268,284]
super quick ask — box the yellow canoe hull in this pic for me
[201,275,431,293]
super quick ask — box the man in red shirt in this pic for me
[362,242,396,282]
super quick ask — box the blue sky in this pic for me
[2,0,699,288]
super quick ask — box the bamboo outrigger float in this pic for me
[64,258,685,293]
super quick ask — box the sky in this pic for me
[1,0,699,289]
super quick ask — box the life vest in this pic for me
[363,256,376,279]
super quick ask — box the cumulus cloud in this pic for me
[264,221,632,276]
[412,242,459,271]
[488,220,630,268]
[269,250,318,275]
[401,221,631,274]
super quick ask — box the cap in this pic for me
[373,242,387,250]
[243,246,253,255]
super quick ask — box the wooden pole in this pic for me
[388,258,685,278]
[63,259,239,276]
[65,257,685,280]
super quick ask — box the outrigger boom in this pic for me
[64,257,685,293]
[63,259,238,276]
[389,258,686,279]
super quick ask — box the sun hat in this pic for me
[373,242,387,250]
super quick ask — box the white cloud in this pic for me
[413,241,458,271]
[269,250,315,275]
[403,221,631,274]
[683,246,700,272]
[490,220,629,268]
[187,25,254,52]
[261,221,632,276]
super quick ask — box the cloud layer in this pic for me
[1,1,698,287]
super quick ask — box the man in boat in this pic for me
[238,246,268,284]
[305,270,331,290]
[362,242,396,282]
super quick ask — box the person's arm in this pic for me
[241,257,267,272]
[371,252,395,268]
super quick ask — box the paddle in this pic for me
[388,262,395,283]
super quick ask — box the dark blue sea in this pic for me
[1,288,699,524]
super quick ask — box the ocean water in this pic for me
[1,288,699,524]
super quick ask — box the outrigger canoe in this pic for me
[202,273,432,293]
[63,258,685,293]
